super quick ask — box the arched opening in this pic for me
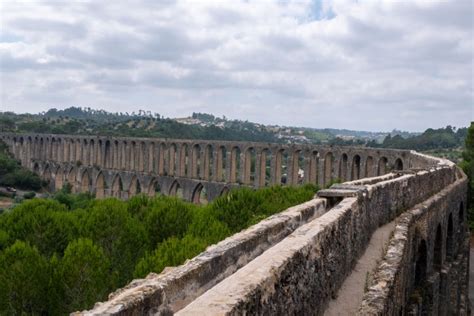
[111,174,123,198]
[179,144,189,177]
[128,176,141,197]
[414,239,427,288]
[324,152,334,186]
[88,139,95,166]
[147,142,155,173]
[338,153,348,181]
[377,157,388,176]
[169,180,183,199]
[111,141,118,169]
[220,186,230,196]
[243,147,256,185]
[289,150,304,185]
[351,155,361,180]
[216,146,227,182]
[365,156,374,177]
[168,143,177,176]
[95,172,106,199]
[434,224,442,271]
[203,145,213,181]
[258,149,272,187]
[67,168,76,192]
[394,158,403,171]
[147,178,161,197]
[51,138,57,161]
[158,143,166,175]
[80,170,91,193]
[138,141,146,172]
[33,163,40,175]
[43,165,52,181]
[308,151,319,185]
[192,144,201,179]
[54,167,64,190]
[130,141,137,171]
[192,183,208,205]
[230,146,241,183]
[446,214,454,261]
[105,140,112,169]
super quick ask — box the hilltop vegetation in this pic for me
[0,184,317,315]
[0,107,278,143]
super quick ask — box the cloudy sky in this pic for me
[0,0,472,131]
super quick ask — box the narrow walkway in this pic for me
[324,220,396,316]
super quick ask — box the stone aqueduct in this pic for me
[1,133,406,202]
[0,132,469,315]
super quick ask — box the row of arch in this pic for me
[410,201,465,314]
[38,163,227,205]
[7,134,407,188]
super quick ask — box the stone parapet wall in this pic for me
[75,198,327,315]
[358,171,468,315]
[176,164,461,315]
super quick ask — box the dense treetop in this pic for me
[0,184,317,315]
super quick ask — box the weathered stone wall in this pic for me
[0,132,416,202]
[177,165,461,315]
[358,172,468,315]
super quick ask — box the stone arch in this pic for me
[128,176,141,197]
[111,174,123,198]
[158,143,166,175]
[273,149,288,185]
[168,143,177,176]
[289,149,304,185]
[43,164,52,181]
[434,224,442,271]
[138,141,146,172]
[414,239,427,288]
[119,141,126,170]
[95,172,106,199]
[147,142,155,173]
[51,137,57,161]
[33,162,40,175]
[203,144,213,181]
[88,139,95,166]
[191,144,201,179]
[324,152,334,186]
[105,140,112,169]
[307,150,319,185]
[130,141,137,171]
[113,140,119,169]
[365,156,374,177]
[80,169,91,193]
[54,166,64,190]
[147,178,161,197]
[192,183,208,205]
[351,154,361,180]
[338,153,349,181]
[220,186,230,196]
[243,147,256,185]
[394,158,403,171]
[216,145,227,182]
[230,146,241,183]
[67,167,76,192]
[377,157,388,176]
[169,180,183,199]
[446,213,454,261]
[259,148,272,186]
[179,144,189,177]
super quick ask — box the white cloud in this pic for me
[0,0,472,131]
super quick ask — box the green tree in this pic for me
[59,238,110,313]
[0,241,49,315]
[460,122,474,228]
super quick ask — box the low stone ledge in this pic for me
[74,198,327,315]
